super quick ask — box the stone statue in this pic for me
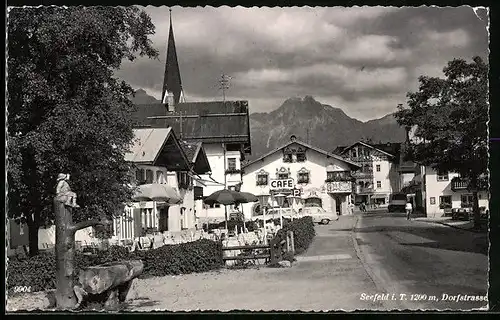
[56,173,80,208]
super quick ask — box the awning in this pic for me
[132,183,182,204]
[371,194,387,199]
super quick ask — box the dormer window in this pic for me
[296,147,306,162]
[283,147,293,163]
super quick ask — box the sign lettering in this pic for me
[326,181,352,193]
[293,188,301,197]
[270,178,294,190]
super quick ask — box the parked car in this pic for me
[302,206,338,225]
[451,207,471,220]
[452,206,488,221]
[388,193,407,212]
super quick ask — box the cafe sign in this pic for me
[326,181,352,193]
[270,178,294,190]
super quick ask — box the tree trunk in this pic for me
[54,195,112,310]
[54,198,78,310]
[27,219,40,257]
[470,176,481,229]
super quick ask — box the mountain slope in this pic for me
[249,96,406,159]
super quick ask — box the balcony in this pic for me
[352,171,373,179]
[451,177,488,192]
[325,181,353,193]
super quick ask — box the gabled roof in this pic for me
[242,139,361,170]
[339,141,396,158]
[125,128,190,171]
[179,140,211,174]
[132,101,251,152]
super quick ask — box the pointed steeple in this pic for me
[162,8,183,108]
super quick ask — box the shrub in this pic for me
[141,239,223,277]
[274,216,315,255]
[7,252,56,293]
[7,239,223,293]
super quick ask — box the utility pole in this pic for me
[218,73,231,102]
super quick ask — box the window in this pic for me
[256,173,269,186]
[327,171,350,181]
[145,169,154,184]
[296,150,306,162]
[437,170,449,181]
[156,171,164,184]
[461,194,474,208]
[439,196,452,209]
[376,165,381,172]
[430,197,436,205]
[136,168,145,185]
[177,172,192,189]
[209,203,221,208]
[363,164,371,173]
[376,181,382,189]
[298,172,310,184]
[278,172,289,180]
[351,149,357,158]
[283,153,292,163]
[227,158,237,171]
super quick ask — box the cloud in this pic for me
[115,6,489,120]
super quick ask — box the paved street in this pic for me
[353,210,488,310]
[6,211,489,311]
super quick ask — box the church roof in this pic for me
[161,10,183,105]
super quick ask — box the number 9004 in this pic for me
[13,286,32,293]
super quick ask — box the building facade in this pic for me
[408,166,489,218]
[241,136,360,219]
[333,142,404,206]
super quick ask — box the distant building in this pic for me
[403,165,489,218]
[241,135,361,218]
[132,11,251,223]
[333,141,412,206]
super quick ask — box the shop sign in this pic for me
[270,178,294,190]
[326,181,352,193]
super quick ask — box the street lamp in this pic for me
[257,193,270,244]
[274,193,286,228]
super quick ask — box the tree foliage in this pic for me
[395,57,488,227]
[7,7,159,243]
[395,56,488,178]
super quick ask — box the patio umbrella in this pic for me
[132,184,182,204]
[203,189,246,206]
[237,192,259,204]
[204,189,246,231]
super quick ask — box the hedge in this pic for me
[274,216,316,255]
[7,239,223,293]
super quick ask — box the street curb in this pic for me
[415,219,487,234]
[349,216,403,310]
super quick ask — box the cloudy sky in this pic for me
[115,6,489,121]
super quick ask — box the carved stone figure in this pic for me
[56,173,80,208]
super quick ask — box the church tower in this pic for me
[161,9,183,111]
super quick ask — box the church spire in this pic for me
[161,8,183,108]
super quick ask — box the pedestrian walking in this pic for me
[406,201,413,220]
